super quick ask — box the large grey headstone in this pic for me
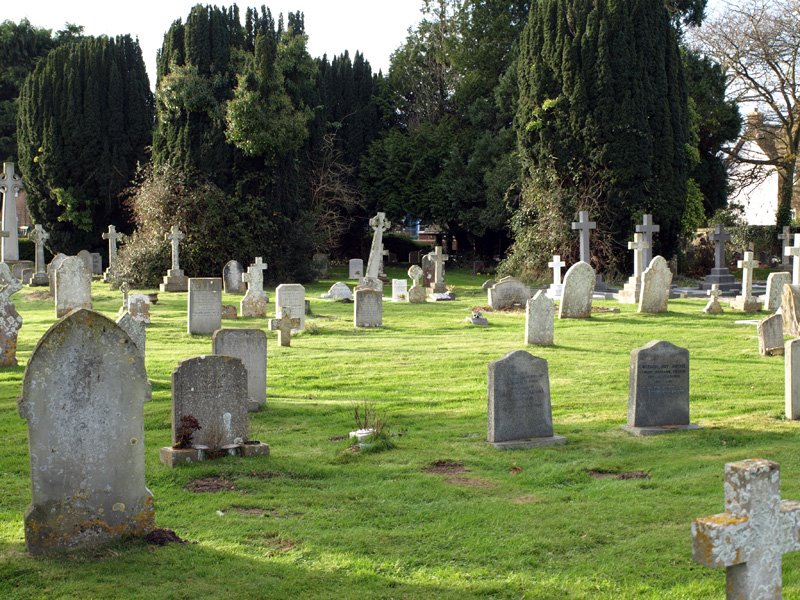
[488,276,531,310]
[55,256,92,318]
[18,309,153,554]
[558,261,594,319]
[187,278,222,335]
[77,249,93,276]
[275,284,306,331]
[171,355,249,449]
[487,350,565,449]
[348,258,363,280]
[626,340,698,435]
[638,255,672,314]
[354,287,382,327]
[525,291,554,346]
[90,252,102,275]
[212,329,267,412]
[758,313,784,356]
[765,272,791,311]
[223,260,245,294]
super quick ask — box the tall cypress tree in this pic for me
[511,0,689,275]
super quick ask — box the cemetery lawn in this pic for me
[1,268,798,599]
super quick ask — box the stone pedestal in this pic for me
[30,272,49,286]
[159,268,188,292]
[159,441,270,467]
[700,268,738,291]
[730,295,761,312]
[617,275,641,304]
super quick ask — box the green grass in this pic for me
[1,266,798,599]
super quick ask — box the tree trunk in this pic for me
[777,161,796,227]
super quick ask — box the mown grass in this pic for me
[1,266,798,599]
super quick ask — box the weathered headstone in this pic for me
[221,305,237,319]
[354,286,382,327]
[702,284,724,315]
[187,278,222,335]
[701,224,737,290]
[730,251,760,312]
[488,276,530,310]
[101,225,125,282]
[348,258,363,279]
[638,255,672,314]
[764,272,791,311]
[618,233,650,304]
[525,291,554,346]
[0,162,21,262]
[0,263,23,365]
[275,283,306,331]
[391,279,408,302]
[422,252,435,288]
[692,459,800,600]
[365,212,391,281]
[55,256,92,318]
[18,309,153,553]
[159,225,188,292]
[28,224,50,286]
[212,328,267,411]
[322,282,353,301]
[408,264,426,303]
[240,257,269,318]
[222,260,245,294]
[116,311,146,356]
[545,255,565,299]
[20,268,32,285]
[127,293,151,324]
[77,249,93,276]
[47,253,67,296]
[786,339,800,420]
[269,308,293,347]
[625,340,698,435]
[558,261,594,319]
[429,245,449,293]
[782,284,800,337]
[10,260,32,281]
[90,253,102,275]
[487,350,565,449]
[312,253,329,278]
[757,313,784,356]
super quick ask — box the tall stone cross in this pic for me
[709,224,732,270]
[627,232,651,278]
[636,214,660,267]
[431,245,449,292]
[785,233,800,285]
[0,162,21,262]
[242,257,267,293]
[692,459,800,599]
[165,225,185,272]
[102,225,125,270]
[779,226,792,266]
[29,224,49,276]
[571,210,596,264]
[737,251,758,300]
[365,212,391,279]
[548,255,565,286]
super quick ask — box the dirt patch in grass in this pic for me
[424,460,467,475]
[328,435,347,442]
[444,476,496,488]
[509,466,523,475]
[25,291,51,301]
[232,507,278,517]
[184,476,235,493]
[512,495,541,504]
[587,469,650,480]
[263,533,297,553]
[591,306,620,313]
[145,528,187,546]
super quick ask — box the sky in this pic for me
[5,1,426,87]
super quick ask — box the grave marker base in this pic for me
[624,423,701,437]
[490,435,566,450]
[159,441,270,467]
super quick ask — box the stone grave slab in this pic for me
[786,339,800,420]
[0,263,23,366]
[488,276,530,310]
[213,329,267,412]
[354,287,382,327]
[392,279,408,302]
[525,291,554,346]
[764,272,791,312]
[275,284,305,331]
[638,255,672,314]
[758,313,784,356]
[781,284,800,337]
[321,282,353,301]
[558,261,594,319]
[187,278,222,335]
[55,256,92,318]
[348,258,363,279]
[47,253,67,296]
[223,260,245,294]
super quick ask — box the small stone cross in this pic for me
[29,224,49,276]
[431,245,449,287]
[0,262,22,301]
[102,225,125,269]
[709,224,732,270]
[737,251,758,299]
[707,284,721,301]
[120,281,130,309]
[571,210,596,264]
[269,308,293,347]
[779,226,792,266]
[692,459,800,599]
[785,233,800,285]
[164,225,185,271]
[635,214,660,267]
[627,233,651,278]
[242,257,267,293]
[548,255,565,286]
[408,264,423,286]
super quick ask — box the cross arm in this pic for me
[691,512,751,568]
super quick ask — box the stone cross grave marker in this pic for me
[354,286,382,327]
[785,233,800,285]
[619,233,651,304]
[213,328,267,410]
[487,350,565,449]
[275,283,306,331]
[166,225,184,272]
[18,309,153,554]
[28,224,49,286]
[636,214,660,267]
[0,162,21,262]
[779,226,792,266]
[525,291,554,346]
[703,224,737,290]
[240,257,268,317]
[187,278,222,335]
[703,284,724,314]
[102,225,125,281]
[546,255,565,298]
[625,340,698,435]
[269,308,293,347]
[408,264,426,303]
[430,245,449,293]
[222,260,245,294]
[710,224,732,270]
[571,210,596,264]
[365,212,391,280]
[55,256,92,318]
[159,225,188,292]
[559,261,595,319]
[692,459,800,600]
[0,262,23,365]
[731,251,760,312]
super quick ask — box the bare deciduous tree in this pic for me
[692,0,800,225]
